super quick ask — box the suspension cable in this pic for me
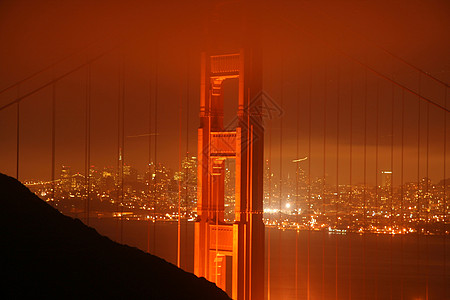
[297,2,450,88]
[0,51,113,113]
[0,40,103,96]
[277,15,450,114]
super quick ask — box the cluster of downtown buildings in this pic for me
[25,157,449,235]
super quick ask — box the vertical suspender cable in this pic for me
[425,93,430,300]
[348,65,353,300]
[85,63,91,225]
[147,73,152,253]
[153,46,158,253]
[278,55,283,297]
[375,79,379,299]
[390,81,395,299]
[400,89,405,300]
[444,88,447,299]
[363,68,367,300]
[247,88,252,299]
[116,56,121,242]
[267,96,272,300]
[322,63,327,300]
[267,55,276,300]
[307,60,312,300]
[248,90,253,299]
[116,52,125,244]
[120,54,125,244]
[177,62,182,268]
[52,71,56,204]
[335,63,340,300]
[416,74,421,291]
[16,86,20,180]
[184,52,190,268]
[295,57,300,300]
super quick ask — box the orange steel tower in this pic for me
[194,45,264,299]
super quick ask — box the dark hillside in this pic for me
[0,173,230,299]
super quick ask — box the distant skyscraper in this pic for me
[71,173,85,191]
[381,171,392,189]
[380,171,393,211]
[180,156,198,214]
[60,165,71,191]
[263,159,273,208]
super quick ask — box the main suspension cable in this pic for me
[277,14,450,114]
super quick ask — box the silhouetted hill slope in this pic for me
[0,173,231,299]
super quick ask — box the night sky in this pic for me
[0,0,449,186]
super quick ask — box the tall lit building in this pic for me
[174,156,198,217]
[263,159,274,208]
[60,165,71,191]
[381,171,392,189]
[71,173,85,192]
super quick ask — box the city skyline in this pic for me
[24,157,449,236]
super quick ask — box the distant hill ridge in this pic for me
[0,173,230,299]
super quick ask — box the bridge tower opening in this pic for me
[194,48,264,300]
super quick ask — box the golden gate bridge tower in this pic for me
[194,3,264,298]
